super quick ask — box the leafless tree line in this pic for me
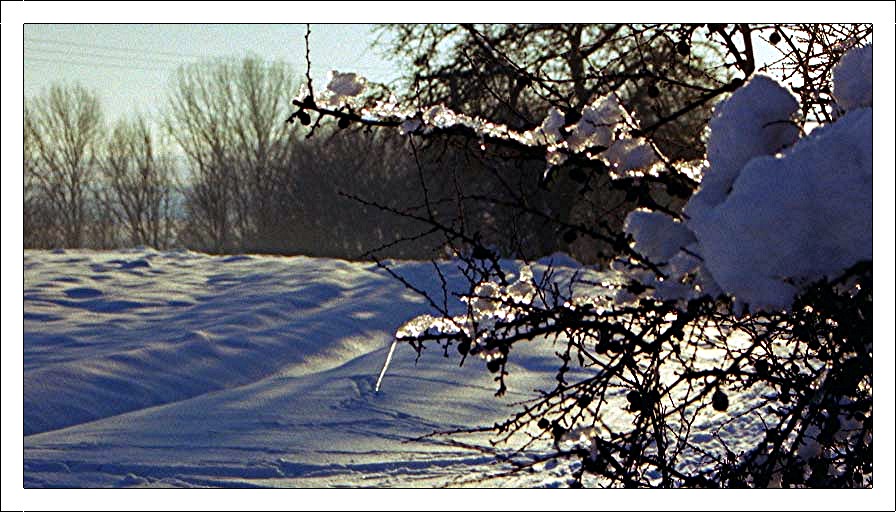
[25,82,177,250]
[24,57,454,257]
[25,53,652,260]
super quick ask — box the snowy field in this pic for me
[24,248,615,488]
[19,248,856,489]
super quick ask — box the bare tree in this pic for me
[165,56,297,253]
[378,23,730,161]
[100,116,176,249]
[230,58,298,250]
[25,84,104,248]
[23,102,56,248]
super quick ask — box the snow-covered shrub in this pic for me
[289,24,873,488]
[624,45,872,313]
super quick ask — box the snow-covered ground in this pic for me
[24,248,605,488]
[19,247,870,489]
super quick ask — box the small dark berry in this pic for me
[298,111,311,126]
[712,389,729,411]
[537,418,550,430]
[676,40,690,56]
[338,116,351,129]
[486,358,503,373]
[647,84,660,98]
[577,394,592,408]
[769,31,782,45]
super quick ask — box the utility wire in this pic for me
[24,55,170,73]
[25,36,207,59]
[25,46,188,67]
[25,36,392,73]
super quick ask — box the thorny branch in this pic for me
[287,23,873,488]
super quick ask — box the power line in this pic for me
[25,46,188,67]
[24,55,170,73]
[24,49,296,74]
[24,36,207,60]
[24,35,394,73]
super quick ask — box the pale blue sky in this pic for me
[24,24,400,123]
[24,23,791,119]
[23,23,790,128]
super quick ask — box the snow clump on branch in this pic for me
[832,43,873,111]
[304,75,661,176]
[622,44,873,313]
[323,70,366,104]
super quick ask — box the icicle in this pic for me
[374,338,399,393]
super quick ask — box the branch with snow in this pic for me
[621,44,872,313]
[288,74,699,196]
[289,31,874,489]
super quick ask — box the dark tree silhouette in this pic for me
[288,23,873,488]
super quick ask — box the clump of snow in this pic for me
[622,45,873,313]
[536,107,565,145]
[392,265,539,354]
[360,93,418,122]
[624,210,695,265]
[832,44,872,111]
[565,94,625,153]
[399,118,422,136]
[463,265,537,324]
[693,107,872,310]
[306,77,663,180]
[545,146,568,167]
[522,93,661,175]
[422,105,459,129]
[686,75,800,215]
[603,137,659,174]
[325,70,366,101]
[505,265,536,305]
